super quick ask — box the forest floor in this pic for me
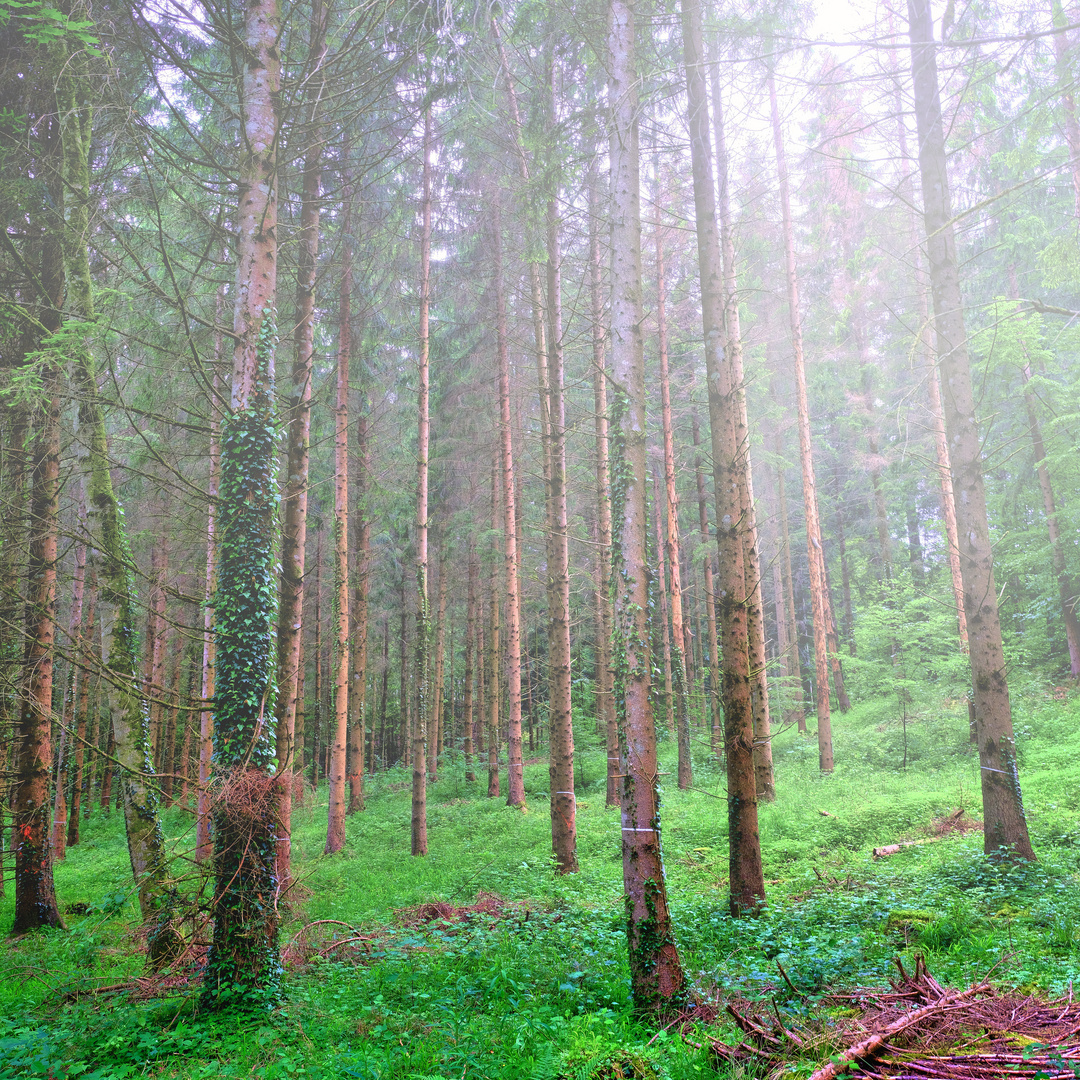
[3,681,1080,1080]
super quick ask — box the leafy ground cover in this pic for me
[3,682,1079,1080]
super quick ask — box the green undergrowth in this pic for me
[3,684,1080,1079]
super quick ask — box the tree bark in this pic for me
[769,68,837,769]
[348,394,371,810]
[487,462,502,800]
[545,140,577,868]
[197,314,223,864]
[325,197,352,855]
[13,359,65,933]
[708,76,774,800]
[67,563,96,848]
[491,191,526,809]
[464,542,477,782]
[203,0,283,1004]
[587,163,617,809]
[429,542,447,782]
[681,0,766,914]
[907,0,1035,861]
[610,0,686,1010]
[654,199,693,790]
[692,415,723,757]
[411,108,433,857]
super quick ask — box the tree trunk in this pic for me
[708,73,774,799]
[276,0,327,884]
[57,46,170,923]
[1020,362,1080,675]
[768,69,837,769]
[197,317,222,865]
[429,543,447,783]
[545,153,577,868]
[348,396,371,810]
[491,192,526,809]
[464,542,477,782]
[53,511,88,861]
[907,0,1034,861]
[488,462,502,800]
[1052,0,1080,218]
[13,359,65,933]
[203,0,283,1004]
[682,0,766,914]
[692,416,723,757]
[653,468,675,740]
[67,563,96,848]
[411,108,433,858]
[610,0,686,1010]
[654,202,693,790]
[325,197,352,855]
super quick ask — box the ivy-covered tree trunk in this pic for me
[609,0,686,1012]
[907,0,1034,862]
[203,0,283,1006]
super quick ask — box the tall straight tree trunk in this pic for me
[710,71,774,799]
[775,444,806,729]
[907,0,1034,861]
[311,530,323,787]
[53,510,88,860]
[545,147,577,869]
[487,461,502,800]
[464,542,477,783]
[429,543,447,782]
[769,70,837,769]
[197,316,222,864]
[588,164,617,809]
[67,564,96,847]
[1020,362,1080,675]
[13,360,64,933]
[654,191,692,790]
[411,108,433,858]
[491,192,526,808]
[653,468,675,739]
[275,0,326,887]
[692,416,723,758]
[57,47,170,923]
[682,0,765,914]
[325,200,352,855]
[204,0,283,1004]
[609,0,686,1010]
[145,525,169,771]
[348,398,371,810]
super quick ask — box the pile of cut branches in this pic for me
[712,956,1080,1079]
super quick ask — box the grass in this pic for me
[3,681,1080,1079]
